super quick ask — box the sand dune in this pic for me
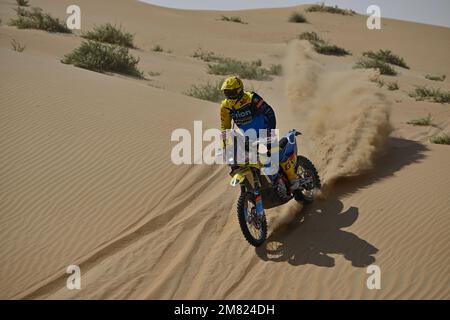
[1,0,449,299]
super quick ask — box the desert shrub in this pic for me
[185,79,224,102]
[192,48,223,62]
[147,71,161,77]
[220,15,247,24]
[408,86,450,103]
[289,12,307,23]
[407,114,433,126]
[306,3,355,15]
[82,23,134,48]
[14,6,27,16]
[425,74,446,82]
[362,50,409,69]
[16,0,29,6]
[208,57,279,80]
[269,64,283,75]
[9,7,71,33]
[194,49,281,79]
[11,39,26,52]
[386,81,399,90]
[430,133,450,145]
[354,57,397,76]
[312,42,350,56]
[298,31,321,42]
[298,31,350,56]
[370,77,384,88]
[61,41,143,78]
[152,44,164,52]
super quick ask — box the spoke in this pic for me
[246,200,261,240]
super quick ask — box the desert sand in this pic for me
[0,0,449,299]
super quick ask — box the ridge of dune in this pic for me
[1,0,449,300]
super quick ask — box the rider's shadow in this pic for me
[256,198,377,267]
[255,137,429,268]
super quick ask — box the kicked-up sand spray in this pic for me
[270,40,392,232]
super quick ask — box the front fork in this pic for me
[250,169,265,216]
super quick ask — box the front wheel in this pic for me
[237,190,267,247]
[294,155,321,204]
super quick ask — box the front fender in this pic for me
[230,166,254,187]
[230,172,246,187]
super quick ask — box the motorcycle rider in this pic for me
[219,76,300,191]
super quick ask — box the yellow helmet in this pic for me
[221,76,244,100]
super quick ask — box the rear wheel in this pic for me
[294,155,321,204]
[237,190,267,247]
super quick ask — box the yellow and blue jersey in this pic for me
[220,91,276,134]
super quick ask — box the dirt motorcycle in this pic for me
[227,129,321,247]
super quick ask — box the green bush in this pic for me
[194,49,281,79]
[306,3,355,15]
[147,71,161,77]
[61,41,143,78]
[11,39,26,52]
[289,12,307,23]
[362,50,409,69]
[386,81,399,90]
[370,77,398,91]
[192,48,223,62]
[298,31,321,42]
[185,79,224,102]
[430,133,450,145]
[408,86,450,104]
[425,74,446,82]
[354,57,397,76]
[14,6,27,16]
[313,42,350,56]
[152,44,164,52]
[16,0,29,7]
[82,23,134,48]
[208,58,279,80]
[220,15,247,24]
[371,77,385,88]
[407,114,433,126]
[9,7,71,33]
[269,64,283,76]
[298,31,350,56]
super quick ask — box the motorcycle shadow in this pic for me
[255,137,429,267]
[256,198,377,267]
